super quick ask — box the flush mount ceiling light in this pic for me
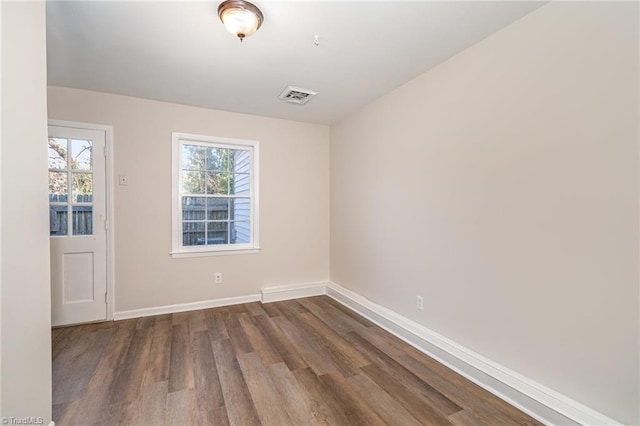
[218,0,264,42]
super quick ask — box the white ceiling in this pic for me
[47,1,545,125]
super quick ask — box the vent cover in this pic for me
[278,86,318,105]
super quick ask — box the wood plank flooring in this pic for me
[52,296,542,425]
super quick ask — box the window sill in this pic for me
[170,247,261,258]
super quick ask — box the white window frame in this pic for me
[171,132,260,258]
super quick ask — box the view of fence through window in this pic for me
[48,138,94,236]
[181,144,251,246]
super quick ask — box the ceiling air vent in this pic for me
[278,86,318,105]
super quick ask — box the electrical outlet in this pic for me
[119,175,129,186]
[215,273,223,284]
[416,296,424,310]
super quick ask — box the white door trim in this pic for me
[48,119,115,321]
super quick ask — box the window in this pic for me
[171,133,259,257]
[48,137,94,236]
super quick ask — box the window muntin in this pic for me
[172,133,259,256]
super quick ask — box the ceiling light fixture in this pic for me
[218,0,263,42]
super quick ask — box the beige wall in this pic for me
[48,87,329,312]
[330,2,639,424]
[1,1,52,420]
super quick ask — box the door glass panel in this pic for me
[48,138,68,170]
[72,173,93,203]
[49,172,68,203]
[72,206,93,235]
[49,206,68,236]
[49,136,96,238]
[71,139,92,171]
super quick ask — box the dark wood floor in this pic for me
[52,296,541,425]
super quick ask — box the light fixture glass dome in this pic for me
[218,0,263,42]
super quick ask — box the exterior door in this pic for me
[48,125,107,326]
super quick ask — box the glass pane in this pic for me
[49,171,68,203]
[182,171,205,194]
[49,206,68,236]
[230,149,251,173]
[207,198,229,220]
[72,173,93,203]
[206,172,230,195]
[48,138,67,170]
[206,147,229,171]
[230,221,251,244]
[230,173,250,195]
[183,221,205,246]
[71,139,92,171]
[72,206,93,235]
[182,145,206,171]
[230,198,251,221]
[182,197,206,220]
[207,222,228,245]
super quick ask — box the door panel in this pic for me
[63,252,94,303]
[49,125,107,326]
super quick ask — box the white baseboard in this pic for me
[326,281,620,426]
[261,281,327,303]
[113,294,261,320]
[110,280,620,426]
[113,280,328,320]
